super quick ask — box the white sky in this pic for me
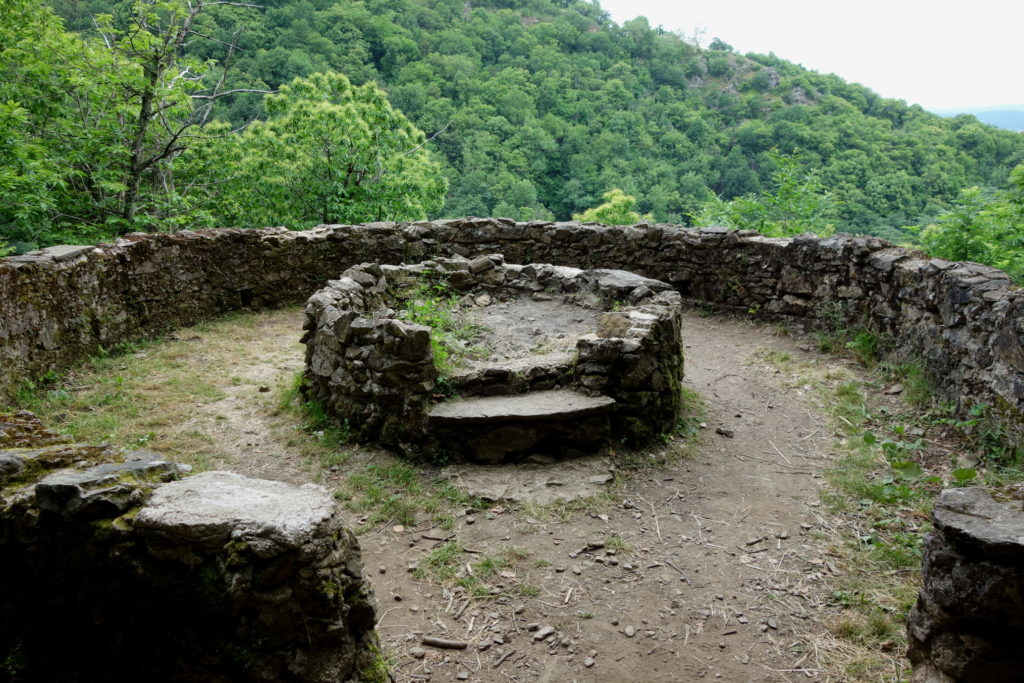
[595,0,1024,111]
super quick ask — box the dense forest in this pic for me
[2,0,1022,263]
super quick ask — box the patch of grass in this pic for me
[414,544,532,599]
[880,361,933,408]
[828,381,871,434]
[845,329,879,367]
[813,375,940,681]
[401,280,487,375]
[415,542,464,582]
[333,457,484,532]
[520,492,617,523]
[0,313,306,470]
[604,534,631,554]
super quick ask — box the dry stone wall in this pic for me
[301,255,683,461]
[0,411,380,682]
[1,218,1021,441]
[907,486,1024,682]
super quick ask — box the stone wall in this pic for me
[907,486,1024,682]
[301,255,683,461]
[1,218,1021,442]
[0,411,380,682]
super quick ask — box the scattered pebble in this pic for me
[410,647,426,659]
[624,625,636,638]
[583,657,596,668]
[533,626,555,641]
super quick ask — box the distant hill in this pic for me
[48,0,1024,236]
[932,106,1024,133]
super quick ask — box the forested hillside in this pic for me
[5,0,1022,251]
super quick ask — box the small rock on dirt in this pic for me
[533,626,555,641]
[410,647,426,659]
[624,625,636,637]
[716,426,735,438]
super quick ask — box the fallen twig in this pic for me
[493,649,516,669]
[422,636,468,650]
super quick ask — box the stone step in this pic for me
[427,388,615,424]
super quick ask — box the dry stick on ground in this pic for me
[492,649,516,669]
[421,636,468,650]
[639,495,662,543]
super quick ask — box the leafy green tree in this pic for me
[18,0,1024,244]
[915,164,1024,281]
[196,71,446,227]
[696,151,837,236]
[573,188,650,225]
[1,0,263,248]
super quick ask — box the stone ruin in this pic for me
[301,254,685,463]
[907,486,1024,682]
[0,411,380,682]
[2,218,1024,680]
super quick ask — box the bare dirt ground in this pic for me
[19,305,903,681]
[458,296,601,360]
[163,308,863,683]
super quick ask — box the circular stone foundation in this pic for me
[301,254,685,463]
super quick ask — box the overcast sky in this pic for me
[595,0,1024,111]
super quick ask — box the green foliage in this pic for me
[912,163,1024,281]
[192,71,447,227]
[695,150,837,236]
[845,330,879,367]
[573,188,650,225]
[401,279,485,374]
[13,0,1024,247]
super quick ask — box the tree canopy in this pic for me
[192,71,446,228]
[573,189,649,225]
[3,0,1023,258]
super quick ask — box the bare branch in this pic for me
[191,88,276,100]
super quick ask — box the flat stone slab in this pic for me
[448,352,575,381]
[135,471,336,551]
[447,458,614,505]
[42,245,93,262]
[933,486,1024,558]
[588,269,673,295]
[35,458,183,517]
[427,389,616,424]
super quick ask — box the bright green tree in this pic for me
[201,71,446,227]
[573,188,650,225]
[695,151,837,237]
[0,0,261,249]
[915,164,1024,281]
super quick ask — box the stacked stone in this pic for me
[0,412,379,682]
[2,218,1022,445]
[576,286,685,445]
[907,487,1024,682]
[302,263,436,447]
[302,255,684,460]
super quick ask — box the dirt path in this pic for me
[173,309,855,682]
